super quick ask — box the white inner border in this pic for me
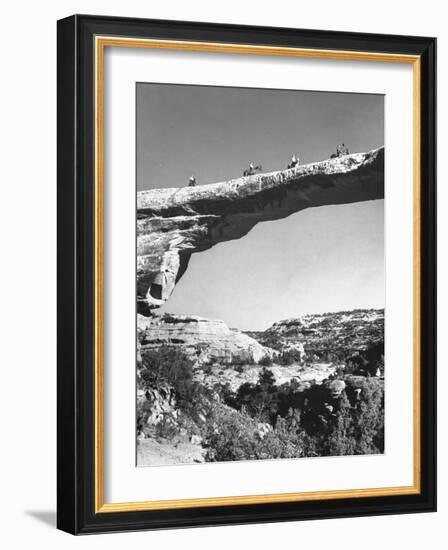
[104,46,414,504]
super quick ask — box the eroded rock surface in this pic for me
[262,309,384,356]
[137,148,384,314]
[138,313,272,365]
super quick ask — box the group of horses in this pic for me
[189,145,349,186]
[244,145,349,177]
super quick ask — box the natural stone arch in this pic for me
[137,147,384,315]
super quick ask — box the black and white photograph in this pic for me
[136,83,385,467]
[0,1,440,542]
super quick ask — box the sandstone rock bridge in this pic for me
[137,147,384,315]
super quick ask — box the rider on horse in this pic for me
[288,154,299,168]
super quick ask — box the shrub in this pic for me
[155,414,179,440]
[232,369,278,422]
[278,348,304,365]
[345,377,384,453]
[258,375,384,457]
[139,346,198,407]
[203,403,311,462]
[138,345,385,460]
[258,355,273,366]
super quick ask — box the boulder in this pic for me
[326,379,346,398]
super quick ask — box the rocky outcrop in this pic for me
[137,384,177,428]
[264,309,384,356]
[138,313,273,365]
[325,379,347,398]
[196,363,336,393]
[137,148,384,314]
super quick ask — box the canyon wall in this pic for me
[138,313,271,365]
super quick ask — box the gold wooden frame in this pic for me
[94,36,421,514]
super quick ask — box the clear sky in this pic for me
[137,84,384,330]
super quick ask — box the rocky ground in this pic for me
[195,363,335,393]
[137,438,205,466]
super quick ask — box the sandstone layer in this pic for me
[137,148,384,314]
[138,313,272,365]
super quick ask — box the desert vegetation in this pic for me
[137,310,384,464]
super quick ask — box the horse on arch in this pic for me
[243,164,263,177]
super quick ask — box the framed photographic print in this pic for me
[57,14,436,534]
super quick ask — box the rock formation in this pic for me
[137,384,177,428]
[137,148,384,314]
[263,309,384,356]
[138,313,272,365]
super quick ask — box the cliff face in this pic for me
[138,313,271,365]
[137,148,384,314]
[249,309,384,363]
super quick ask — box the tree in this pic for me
[203,403,312,462]
[258,355,273,366]
[139,346,197,404]
[258,368,276,390]
[233,368,279,423]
